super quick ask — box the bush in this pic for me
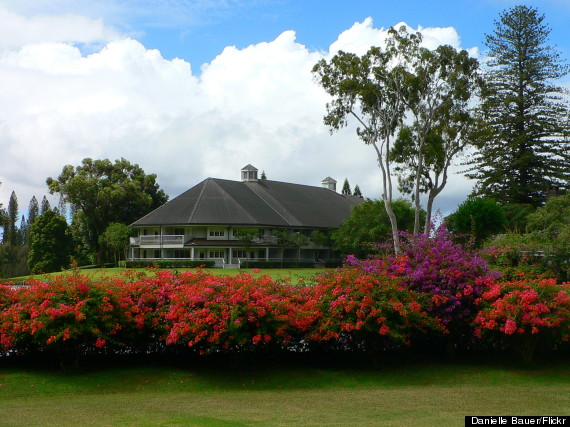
[1,268,568,367]
[119,260,216,268]
[346,227,497,331]
[0,275,139,367]
[246,261,317,269]
[447,197,507,247]
[301,268,442,351]
[474,277,570,363]
[165,272,298,353]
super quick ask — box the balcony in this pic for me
[253,235,278,245]
[130,235,185,246]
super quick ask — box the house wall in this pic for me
[128,225,337,266]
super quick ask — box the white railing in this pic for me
[253,236,278,244]
[131,235,185,245]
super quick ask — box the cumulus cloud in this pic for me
[0,12,477,216]
[0,6,120,50]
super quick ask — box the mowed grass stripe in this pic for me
[0,363,568,426]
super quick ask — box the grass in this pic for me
[0,360,568,426]
[4,268,326,286]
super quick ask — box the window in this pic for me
[209,251,224,259]
[234,250,247,258]
[209,229,225,237]
[174,249,189,258]
[174,228,185,236]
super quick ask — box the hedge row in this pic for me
[118,260,216,268]
[245,261,317,268]
[1,268,568,366]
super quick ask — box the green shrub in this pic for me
[119,260,215,268]
[246,261,316,269]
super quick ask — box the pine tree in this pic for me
[468,5,570,206]
[4,191,19,245]
[341,178,352,196]
[40,196,51,215]
[18,214,27,245]
[261,170,267,179]
[28,196,39,226]
[57,193,68,220]
[353,185,363,198]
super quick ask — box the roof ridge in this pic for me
[245,182,302,226]
[209,179,257,223]
[187,179,210,223]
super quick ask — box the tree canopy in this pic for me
[332,199,417,257]
[27,210,72,273]
[47,158,168,263]
[447,197,507,247]
[313,26,481,250]
[468,5,570,206]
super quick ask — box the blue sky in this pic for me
[63,0,570,69]
[0,0,569,215]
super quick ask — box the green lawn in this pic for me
[0,361,568,426]
[5,268,326,286]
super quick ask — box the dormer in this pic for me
[241,164,258,182]
[321,176,337,192]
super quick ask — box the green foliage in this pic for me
[313,25,481,248]
[332,199,417,256]
[27,196,39,226]
[27,210,72,274]
[501,203,536,232]
[353,185,362,198]
[4,191,19,245]
[390,44,481,233]
[526,193,570,236]
[99,223,131,264]
[47,158,168,264]
[312,26,423,252]
[0,243,29,279]
[245,261,317,269]
[341,179,351,195]
[447,197,507,247]
[40,195,51,215]
[485,194,570,281]
[233,228,261,267]
[468,5,570,205]
[119,260,215,268]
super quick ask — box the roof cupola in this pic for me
[241,164,258,182]
[321,176,337,192]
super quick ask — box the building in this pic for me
[127,165,362,267]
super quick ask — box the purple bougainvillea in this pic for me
[346,227,500,328]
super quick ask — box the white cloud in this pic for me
[0,13,477,217]
[0,6,120,50]
[330,17,479,58]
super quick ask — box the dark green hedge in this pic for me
[119,260,216,268]
[246,261,317,268]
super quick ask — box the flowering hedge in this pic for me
[0,265,568,366]
[301,268,442,349]
[0,275,131,359]
[165,272,297,353]
[474,277,570,362]
[346,228,498,334]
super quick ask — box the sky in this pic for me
[1,0,569,218]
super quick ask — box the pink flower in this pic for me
[504,319,517,335]
[77,284,90,294]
